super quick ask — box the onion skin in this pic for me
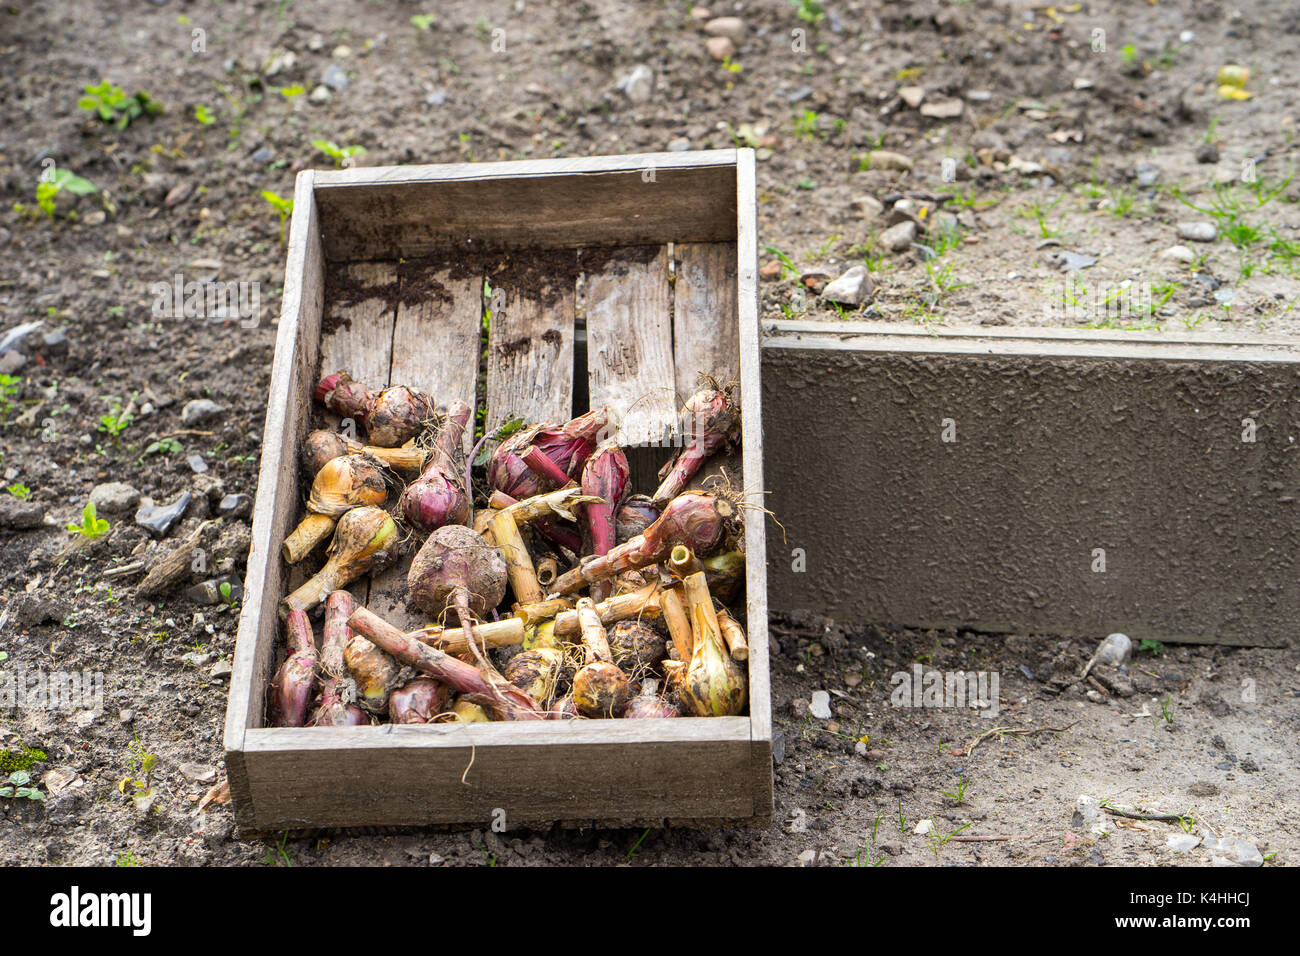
[622,679,679,719]
[702,549,745,604]
[407,525,508,622]
[367,385,436,447]
[309,590,369,727]
[652,385,739,506]
[615,495,660,543]
[315,371,376,424]
[281,506,400,618]
[302,429,428,476]
[503,648,563,705]
[551,492,736,595]
[400,401,472,532]
[389,677,453,723]
[314,371,436,447]
[348,606,543,721]
[549,695,580,720]
[451,699,491,722]
[488,408,609,499]
[269,609,318,727]
[581,442,629,603]
[572,597,632,718]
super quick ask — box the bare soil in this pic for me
[1,0,1296,866]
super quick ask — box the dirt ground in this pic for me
[0,0,1296,866]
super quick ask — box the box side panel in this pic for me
[315,164,738,260]
[226,172,325,827]
[241,723,755,829]
[735,149,773,822]
[762,337,1300,646]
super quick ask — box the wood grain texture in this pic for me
[485,254,576,430]
[391,267,483,441]
[313,155,738,260]
[673,242,739,402]
[735,149,774,823]
[225,170,324,782]
[319,261,396,391]
[584,246,677,446]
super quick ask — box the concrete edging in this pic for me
[760,321,1300,646]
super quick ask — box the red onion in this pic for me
[652,384,739,506]
[269,609,318,727]
[487,408,608,499]
[399,401,472,532]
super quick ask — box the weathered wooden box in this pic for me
[223,151,771,833]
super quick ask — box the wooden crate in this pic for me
[223,150,771,833]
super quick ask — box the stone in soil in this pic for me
[217,493,251,518]
[898,85,924,108]
[705,36,734,60]
[808,690,832,719]
[135,491,192,537]
[703,17,745,42]
[187,454,209,474]
[321,63,349,91]
[1160,244,1195,263]
[865,150,913,172]
[89,481,140,515]
[820,265,873,305]
[616,64,655,103]
[1096,632,1132,665]
[920,98,963,119]
[879,220,918,252]
[1204,836,1263,867]
[16,593,70,626]
[1056,251,1099,271]
[181,399,224,426]
[1177,221,1218,242]
[0,497,44,529]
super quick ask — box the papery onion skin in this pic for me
[615,495,660,544]
[281,506,399,618]
[622,679,679,719]
[487,408,608,499]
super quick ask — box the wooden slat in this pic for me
[319,261,396,391]
[368,266,484,633]
[390,266,482,451]
[485,254,576,430]
[584,246,677,446]
[673,242,739,401]
[225,170,324,808]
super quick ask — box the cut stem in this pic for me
[716,606,750,662]
[490,509,542,605]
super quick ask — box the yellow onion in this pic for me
[451,699,491,722]
[571,597,632,718]
[283,454,388,564]
[608,619,666,675]
[503,648,563,706]
[281,506,399,618]
[345,633,401,714]
[678,599,747,717]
